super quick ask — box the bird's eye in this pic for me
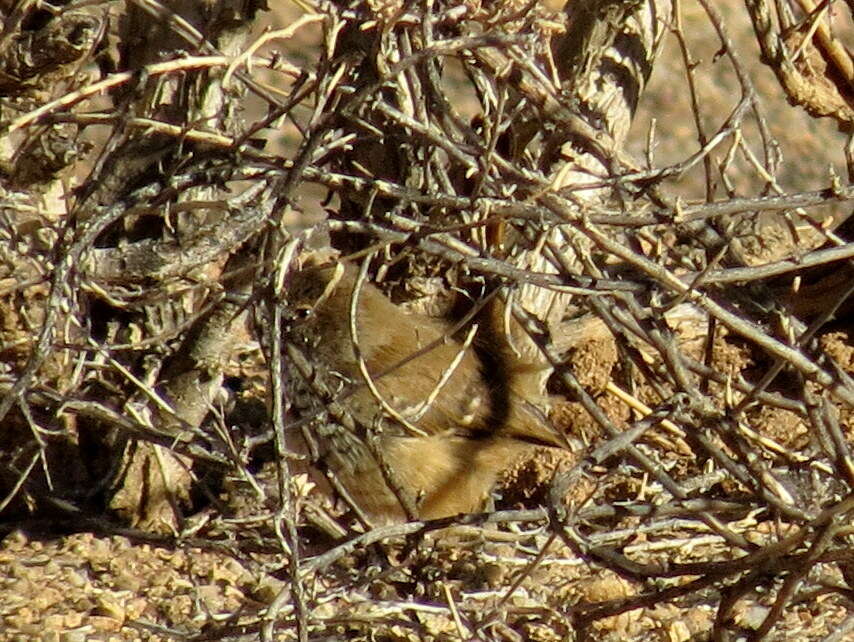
[290,305,314,322]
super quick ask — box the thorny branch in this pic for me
[2,0,854,639]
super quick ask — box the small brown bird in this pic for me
[283,260,563,524]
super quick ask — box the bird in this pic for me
[282,259,565,524]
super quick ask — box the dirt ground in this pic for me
[2,325,853,640]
